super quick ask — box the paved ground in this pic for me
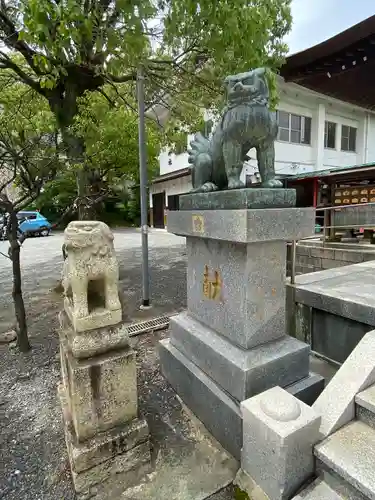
[0,227,185,270]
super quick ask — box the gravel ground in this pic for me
[0,238,191,500]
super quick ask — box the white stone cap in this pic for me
[241,386,321,437]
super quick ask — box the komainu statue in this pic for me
[62,221,122,332]
[188,67,282,192]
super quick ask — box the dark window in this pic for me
[276,111,311,145]
[17,211,36,220]
[324,121,336,149]
[167,195,180,211]
[341,125,357,152]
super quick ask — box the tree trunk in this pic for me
[49,83,94,221]
[9,210,30,352]
[64,131,93,220]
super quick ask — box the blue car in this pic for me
[17,211,52,237]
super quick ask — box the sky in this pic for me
[286,0,375,54]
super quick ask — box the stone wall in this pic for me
[287,242,375,276]
[286,261,375,365]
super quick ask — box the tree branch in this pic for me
[106,72,137,83]
[97,88,116,107]
[0,5,46,75]
[103,78,138,113]
[0,51,44,95]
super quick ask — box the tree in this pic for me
[75,85,160,184]
[0,77,60,351]
[33,86,161,224]
[0,0,292,218]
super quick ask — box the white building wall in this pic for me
[159,134,195,176]
[322,112,359,168]
[154,79,375,205]
[149,175,192,208]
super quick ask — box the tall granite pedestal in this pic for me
[159,189,324,460]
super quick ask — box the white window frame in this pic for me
[341,125,357,153]
[324,121,337,149]
[276,110,311,145]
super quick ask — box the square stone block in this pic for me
[65,297,122,333]
[72,441,151,495]
[59,382,149,472]
[78,462,152,500]
[60,340,137,442]
[159,338,243,460]
[241,387,321,500]
[59,311,129,359]
[186,237,287,349]
[167,207,315,243]
[170,312,310,401]
[285,373,325,407]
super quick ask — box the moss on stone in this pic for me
[234,485,250,500]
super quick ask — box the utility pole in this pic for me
[137,65,150,308]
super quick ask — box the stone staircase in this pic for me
[295,384,375,499]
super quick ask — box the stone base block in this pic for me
[159,338,242,459]
[159,339,325,460]
[78,462,152,500]
[59,383,151,498]
[71,440,151,496]
[240,387,321,500]
[61,385,148,472]
[65,297,122,333]
[170,312,310,401]
[59,311,129,359]
[234,468,271,500]
[60,338,137,442]
[286,372,325,407]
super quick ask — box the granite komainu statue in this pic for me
[62,221,121,331]
[188,67,282,192]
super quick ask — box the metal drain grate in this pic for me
[126,315,170,337]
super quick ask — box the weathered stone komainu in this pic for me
[188,67,283,192]
[63,220,122,332]
[59,221,151,498]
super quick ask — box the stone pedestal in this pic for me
[59,314,151,498]
[159,189,324,460]
[59,222,151,499]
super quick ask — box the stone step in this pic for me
[292,478,343,499]
[356,384,375,429]
[314,421,375,500]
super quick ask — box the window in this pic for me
[17,211,36,220]
[276,110,311,145]
[341,125,357,152]
[324,121,337,149]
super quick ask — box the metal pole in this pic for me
[323,209,329,246]
[290,240,296,285]
[137,65,150,308]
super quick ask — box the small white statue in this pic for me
[62,221,122,332]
